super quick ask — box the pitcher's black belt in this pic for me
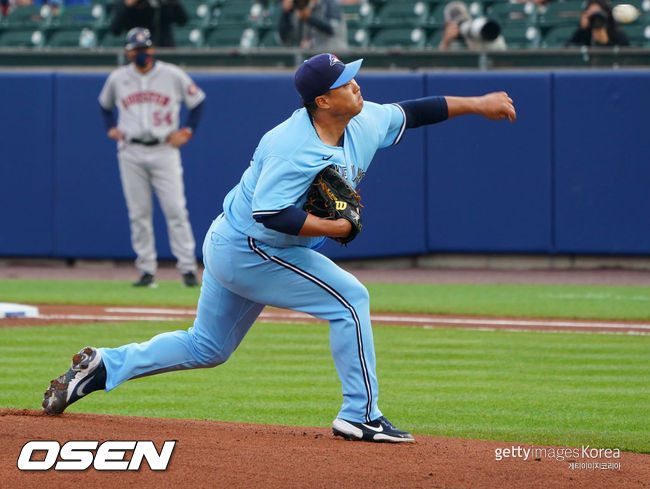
[130,138,161,146]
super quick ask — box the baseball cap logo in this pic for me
[329,54,343,67]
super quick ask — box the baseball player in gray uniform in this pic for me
[99,27,206,287]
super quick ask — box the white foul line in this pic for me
[32,307,650,332]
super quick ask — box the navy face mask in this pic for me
[135,51,153,67]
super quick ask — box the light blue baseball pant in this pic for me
[101,214,382,423]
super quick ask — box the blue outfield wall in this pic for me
[1,70,648,260]
[424,72,553,253]
[553,71,650,254]
[0,73,56,256]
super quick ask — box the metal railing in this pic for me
[1,46,650,70]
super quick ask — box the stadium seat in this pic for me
[204,25,256,47]
[373,0,430,27]
[487,1,538,25]
[341,1,374,29]
[542,25,577,47]
[4,4,50,28]
[500,23,541,47]
[248,2,281,28]
[427,26,444,47]
[98,29,125,48]
[348,27,371,47]
[211,1,258,26]
[173,26,206,47]
[427,1,448,28]
[257,27,281,47]
[622,22,650,46]
[47,27,97,47]
[0,28,45,47]
[50,4,103,28]
[183,0,212,27]
[537,1,584,28]
[371,26,427,47]
[428,0,486,28]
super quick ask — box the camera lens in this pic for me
[589,11,607,29]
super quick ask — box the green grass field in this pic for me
[2,279,650,319]
[1,279,649,453]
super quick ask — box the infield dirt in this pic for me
[2,409,649,489]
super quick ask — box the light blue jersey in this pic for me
[100,98,409,425]
[223,101,406,248]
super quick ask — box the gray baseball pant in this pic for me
[117,144,196,275]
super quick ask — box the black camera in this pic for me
[294,0,309,9]
[589,10,607,29]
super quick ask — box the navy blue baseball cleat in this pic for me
[42,347,106,415]
[182,271,199,287]
[332,416,415,443]
[133,272,157,288]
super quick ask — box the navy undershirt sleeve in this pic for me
[254,205,308,236]
[184,101,204,132]
[396,96,448,129]
[100,105,116,131]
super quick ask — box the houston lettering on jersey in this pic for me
[121,91,170,109]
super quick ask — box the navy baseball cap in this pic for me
[294,53,363,103]
[125,27,153,50]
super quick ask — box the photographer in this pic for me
[278,0,347,50]
[439,1,506,51]
[109,0,188,48]
[567,0,629,47]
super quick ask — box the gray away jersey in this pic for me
[98,61,205,142]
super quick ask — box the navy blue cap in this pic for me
[125,27,153,50]
[294,53,363,103]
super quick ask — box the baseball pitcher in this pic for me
[45,53,515,443]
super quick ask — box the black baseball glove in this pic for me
[303,166,362,245]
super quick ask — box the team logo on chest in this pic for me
[333,164,365,187]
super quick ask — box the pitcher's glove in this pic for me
[303,166,362,245]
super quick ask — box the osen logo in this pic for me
[17,440,176,471]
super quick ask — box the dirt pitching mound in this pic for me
[2,409,648,489]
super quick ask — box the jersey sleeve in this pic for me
[362,101,407,148]
[98,71,117,110]
[176,69,206,109]
[251,155,313,219]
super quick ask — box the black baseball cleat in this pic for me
[332,416,415,443]
[43,347,106,415]
[133,272,157,288]
[182,271,199,287]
